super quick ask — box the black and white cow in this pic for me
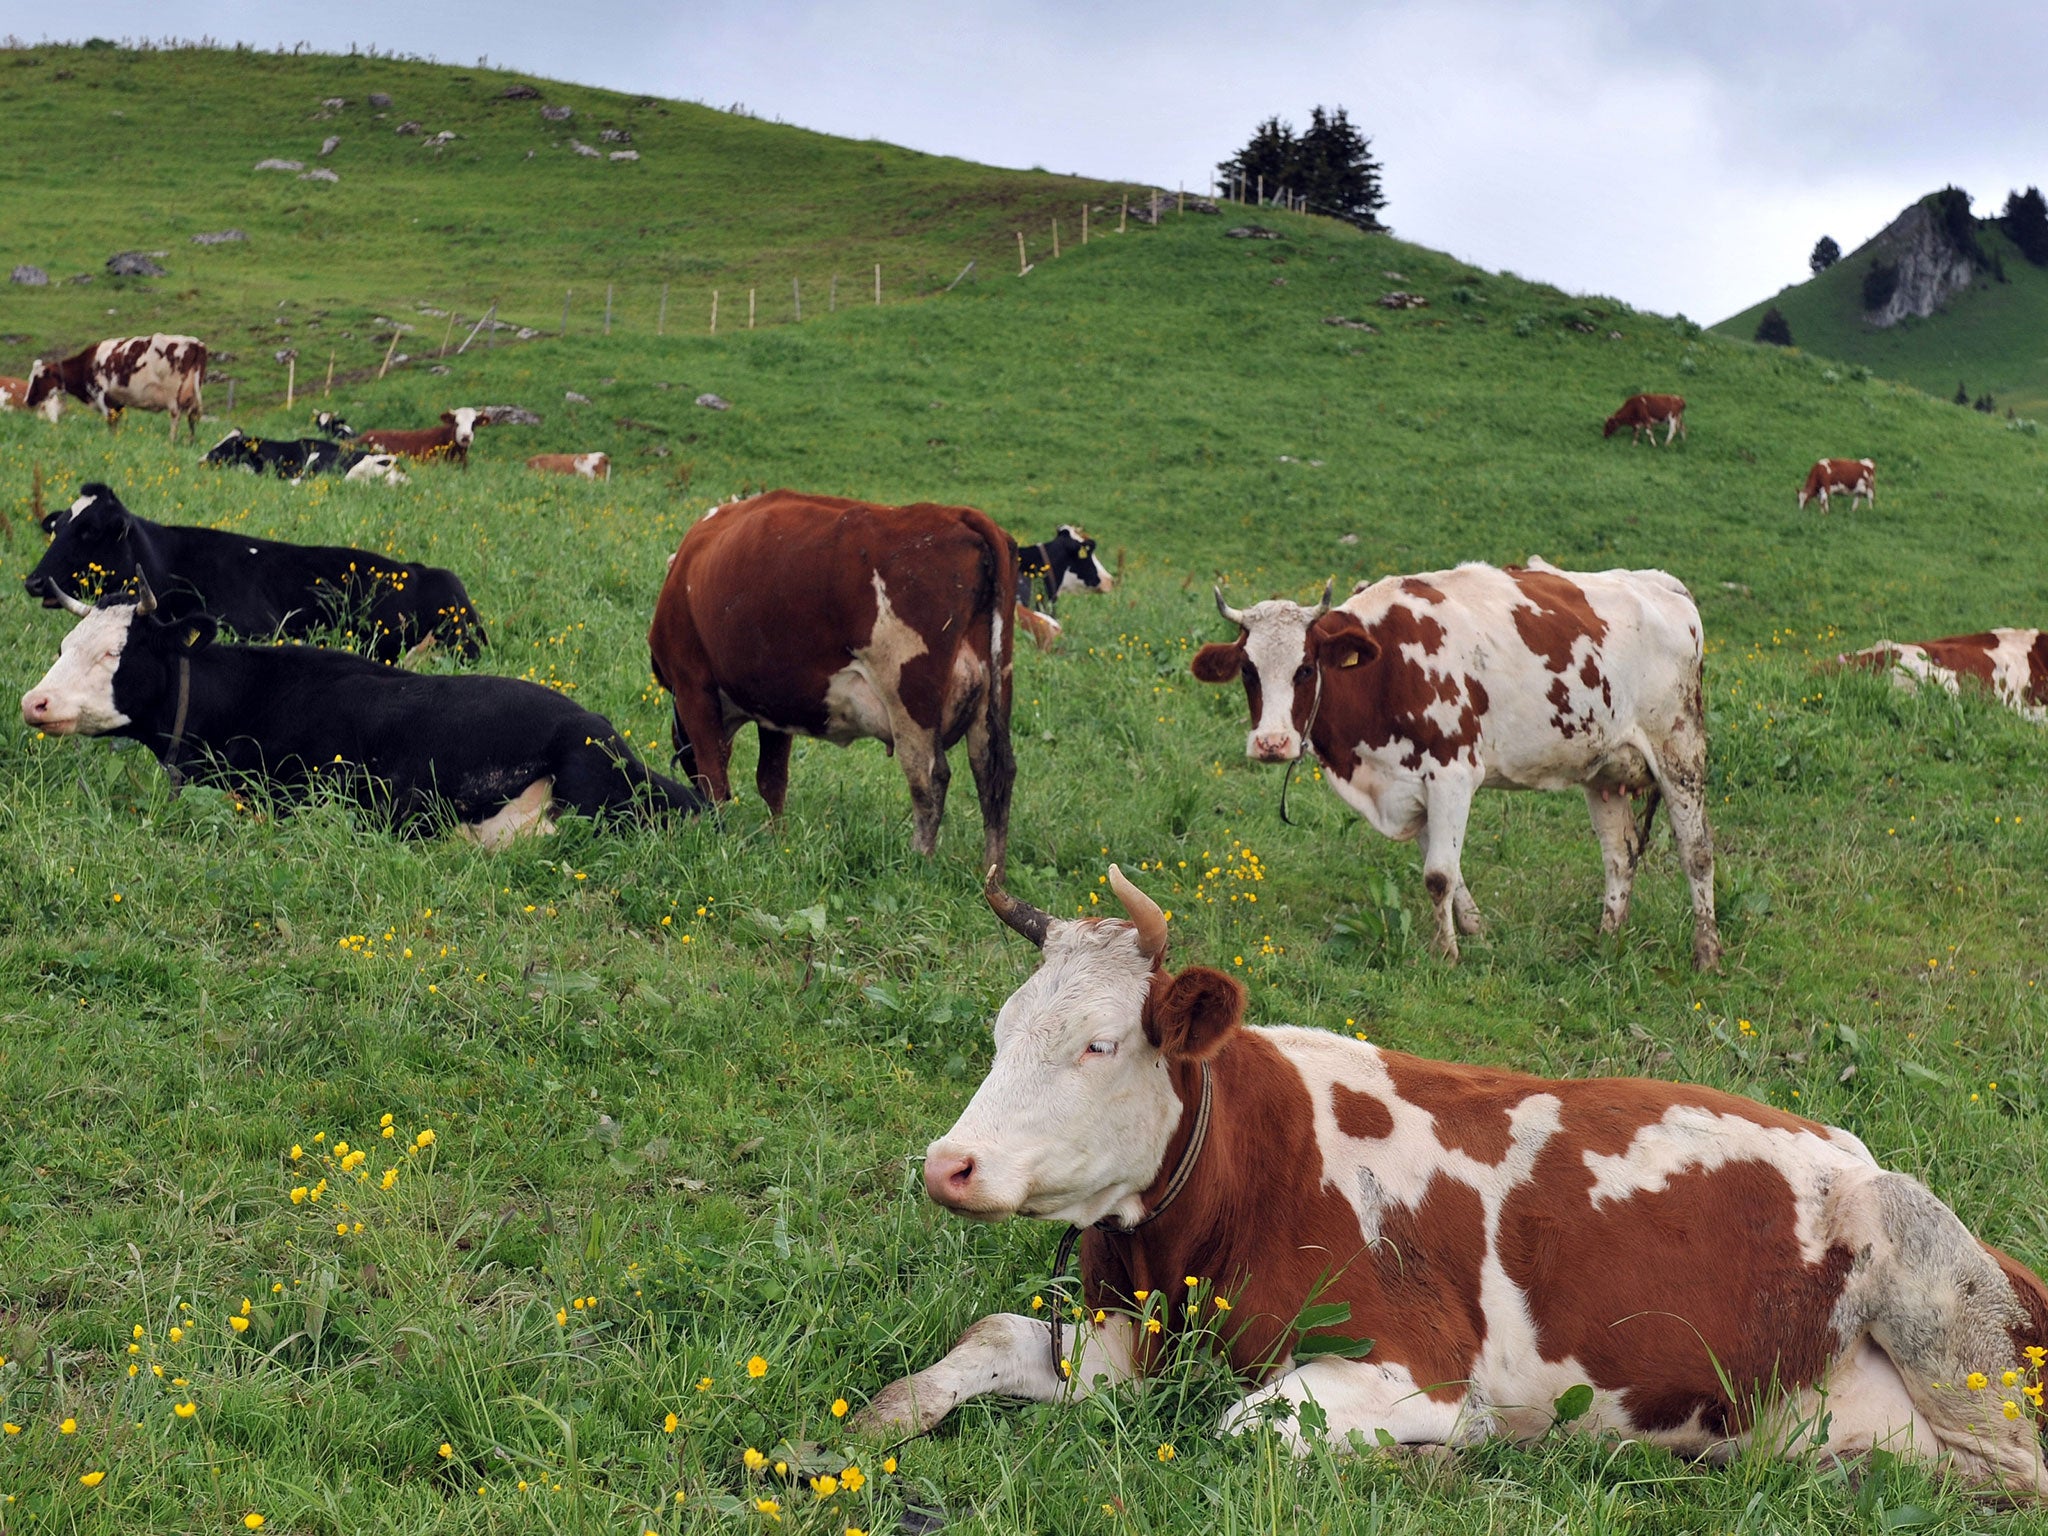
[23,484,486,663]
[1013,525,1112,614]
[203,430,409,485]
[313,411,356,440]
[22,587,703,842]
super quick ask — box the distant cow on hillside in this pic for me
[1603,393,1686,446]
[0,374,61,421]
[1833,630,2046,723]
[351,409,482,469]
[527,452,610,481]
[25,334,208,441]
[1798,458,1875,513]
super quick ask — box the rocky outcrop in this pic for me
[1856,194,1979,328]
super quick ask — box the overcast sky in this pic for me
[18,0,2048,319]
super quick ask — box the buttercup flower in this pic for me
[79,1471,105,1488]
[831,1398,849,1418]
[747,1355,768,1378]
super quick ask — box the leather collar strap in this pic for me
[1047,1060,1214,1379]
[163,654,193,791]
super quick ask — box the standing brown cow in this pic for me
[1798,457,1875,513]
[648,490,1019,871]
[1603,393,1686,445]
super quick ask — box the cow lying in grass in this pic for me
[351,408,483,468]
[857,867,2048,1494]
[21,586,702,843]
[526,452,610,481]
[1,374,62,421]
[23,483,485,664]
[203,429,409,484]
[1833,629,2047,723]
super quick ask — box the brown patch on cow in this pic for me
[1985,1243,2048,1369]
[1917,633,1999,688]
[1378,1052,1519,1164]
[1400,578,1446,604]
[1083,1031,1487,1396]
[1506,566,1608,674]
[1333,1082,1394,1141]
[2028,634,2048,706]
[1497,1082,1853,1435]
[1308,606,1488,779]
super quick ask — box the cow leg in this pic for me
[670,689,735,802]
[894,719,949,857]
[1418,775,1478,961]
[852,1313,1136,1440]
[964,696,1015,876]
[755,727,792,815]
[1219,1358,1469,1454]
[1652,730,1721,972]
[1584,785,1642,935]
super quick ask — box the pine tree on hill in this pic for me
[1956,380,1970,405]
[2003,187,2048,265]
[1754,306,1793,346]
[1217,106,1386,230]
[1810,236,1841,275]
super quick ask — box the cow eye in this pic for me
[1083,1039,1117,1058]
[1294,665,1314,685]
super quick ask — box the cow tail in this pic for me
[1631,786,1662,870]
[964,508,1018,824]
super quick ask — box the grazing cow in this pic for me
[648,489,1017,870]
[312,411,356,439]
[202,430,410,485]
[352,408,482,468]
[1798,458,1875,513]
[24,334,208,440]
[1013,525,1112,613]
[0,374,62,421]
[857,867,2048,1494]
[1189,560,1719,969]
[24,483,484,663]
[22,587,700,842]
[1833,630,2047,723]
[1603,393,1686,446]
[526,452,610,481]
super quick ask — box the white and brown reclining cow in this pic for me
[1190,559,1719,969]
[1834,630,2047,724]
[857,868,2048,1494]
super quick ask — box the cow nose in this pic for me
[923,1150,977,1208]
[1249,732,1298,763]
[22,691,52,725]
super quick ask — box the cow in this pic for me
[1013,525,1112,613]
[24,334,208,441]
[202,430,410,485]
[351,408,482,468]
[855,866,2048,1494]
[24,483,485,664]
[1799,458,1875,513]
[312,411,355,439]
[0,374,62,421]
[648,489,1017,871]
[22,586,701,843]
[526,452,610,481]
[1603,393,1686,446]
[1832,630,2047,723]
[1189,559,1719,970]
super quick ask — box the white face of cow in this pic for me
[21,603,138,736]
[1227,598,1332,762]
[446,407,480,446]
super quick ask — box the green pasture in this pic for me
[3,46,2048,1536]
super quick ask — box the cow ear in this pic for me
[1146,966,1244,1062]
[1313,611,1378,671]
[176,616,218,651]
[440,411,456,425]
[1189,642,1243,683]
[40,510,60,535]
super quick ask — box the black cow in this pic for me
[1012,524,1112,613]
[202,430,408,484]
[22,587,703,842]
[23,483,485,663]
[313,411,356,440]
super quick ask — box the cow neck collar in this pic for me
[1046,1058,1214,1379]
[161,654,194,791]
[1279,657,1326,827]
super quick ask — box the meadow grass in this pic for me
[1,75,2047,1535]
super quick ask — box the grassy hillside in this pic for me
[4,48,2048,1536]
[1716,218,2048,419]
[0,43,1130,397]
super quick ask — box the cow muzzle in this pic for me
[921,1143,1014,1220]
[21,689,76,733]
[1249,730,1303,763]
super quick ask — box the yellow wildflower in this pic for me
[841,1466,865,1493]
[831,1397,849,1418]
[2027,1346,2047,1367]
[743,1447,768,1472]
[1158,1443,1176,1461]
[810,1474,839,1498]
[1967,1372,1990,1391]
[696,1376,714,1392]
[2005,1370,2021,1386]
[174,1402,197,1419]
[556,1309,569,1326]
[882,1457,898,1474]
[2005,1400,2023,1420]
[754,1497,782,1520]
[664,1412,679,1434]
[439,1443,454,1459]
[230,1316,250,1333]
[747,1355,768,1378]
[60,1418,77,1434]
[79,1471,105,1488]
[1145,1318,1162,1334]
[168,1326,183,1343]
[243,1516,266,1530]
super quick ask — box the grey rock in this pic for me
[299,168,339,183]
[428,364,451,375]
[501,83,541,99]
[1225,224,1281,240]
[321,97,346,110]
[1322,315,1377,332]
[106,251,166,277]
[609,150,639,162]
[190,229,246,245]
[273,348,298,364]
[1859,197,1980,327]
[253,157,303,171]
[541,104,572,121]
[565,390,591,404]
[320,135,340,156]
[568,139,601,158]
[695,393,730,411]
[368,92,392,108]
[599,127,630,143]
[10,264,49,285]
[394,121,422,136]
[1377,291,1429,310]
[424,131,456,148]
[478,405,542,426]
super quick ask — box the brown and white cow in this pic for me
[1190,560,1720,969]
[1833,630,2047,724]
[1799,458,1875,513]
[858,867,2048,1492]
[526,451,610,481]
[1603,393,1686,446]
[354,408,482,469]
[25,335,207,440]
[0,374,62,421]
[648,489,1018,870]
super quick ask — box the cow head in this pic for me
[441,407,481,447]
[21,582,214,738]
[313,411,356,440]
[24,484,144,608]
[921,867,1244,1228]
[1190,582,1377,762]
[202,430,261,472]
[1051,525,1113,595]
[23,358,59,412]
[1602,411,1624,438]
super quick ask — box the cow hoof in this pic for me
[1694,938,1723,973]
[1429,936,1462,965]
[1454,906,1486,937]
[849,1380,929,1439]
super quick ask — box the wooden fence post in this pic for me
[604,282,614,335]
[658,282,668,336]
[874,264,881,304]
[285,354,296,408]
[711,289,718,334]
[1052,218,1060,259]
[378,328,401,379]
[793,277,801,322]
[1017,230,1028,275]
[324,351,335,396]
[439,313,456,357]
[456,303,497,355]
[748,288,756,329]
[944,260,975,291]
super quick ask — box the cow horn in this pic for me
[1107,863,1167,963]
[54,588,93,618]
[1310,578,1333,618]
[134,573,158,616]
[1214,585,1246,627]
[984,865,1051,948]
